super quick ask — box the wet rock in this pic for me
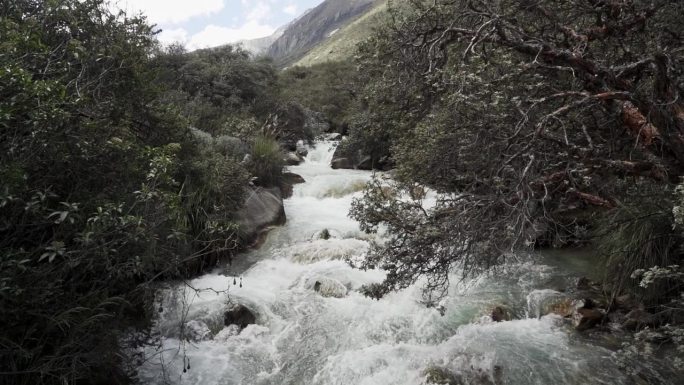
[283,172,305,184]
[284,152,304,165]
[574,307,605,331]
[331,157,354,169]
[527,289,572,318]
[318,228,331,240]
[224,304,256,330]
[323,132,343,141]
[236,187,286,245]
[491,306,511,322]
[546,298,576,318]
[295,140,308,157]
[184,320,212,342]
[356,155,373,170]
[281,172,306,199]
[311,277,347,298]
[424,366,463,385]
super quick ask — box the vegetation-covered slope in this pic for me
[267,0,378,66]
[0,2,314,383]
[294,1,388,67]
[345,0,684,311]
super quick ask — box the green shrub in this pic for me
[248,135,284,188]
[597,199,682,306]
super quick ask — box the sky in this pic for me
[110,0,324,50]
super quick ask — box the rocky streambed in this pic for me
[133,141,679,385]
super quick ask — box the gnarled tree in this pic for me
[350,0,684,301]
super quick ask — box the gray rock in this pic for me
[311,276,347,298]
[224,304,256,330]
[284,152,304,165]
[491,306,512,322]
[574,307,605,331]
[323,132,343,141]
[236,187,286,244]
[356,155,373,170]
[184,320,212,342]
[283,172,306,184]
[281,172,306,199]
[423,366,462,385]
[331,157,354,169]
[296,140,309,157]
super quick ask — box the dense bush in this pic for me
[154,44,279,137]
[348,0,684,304]
[0,1,255,383]
[248,135,285,187]
[279,61,358,132]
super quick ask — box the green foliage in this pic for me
[597,201,682,305]
[154,45,279,136]
[351,177,507,302]
[0,1,255,383]
[348,0,684,300]
[279,61,358,131]
[248,135,284,187]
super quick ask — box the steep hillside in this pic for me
[267,0,377,66]
[294,1,387,66]
[236,31,282,56]
[236,9,313,56]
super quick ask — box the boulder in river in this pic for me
[236,187,286,245]
[296,140,308,157]
[284,152,304,165]
[424,366,462,385]
[491,306,512,322]
[283,172,306,184]
[311,276,348,298]
[184,320,212,342]
[331,157,354,169]
[574,307,606,331]
[224,304,256,330]
[281,172,306,199]
[544,297,576,318]
[322,132,343,141]
[356,155,373,170]
[318,228,331,240]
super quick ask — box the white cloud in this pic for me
[283,4,298,16]
[157,28,189,45]
[188,21,275,49]
[246,2,271,22]
[110,0,224,24]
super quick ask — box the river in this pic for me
[135,141,671,385]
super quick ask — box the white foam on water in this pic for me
[135,141,665,385]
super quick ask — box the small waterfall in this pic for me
[134,141,667,385]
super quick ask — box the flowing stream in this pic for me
[135,141,671,385]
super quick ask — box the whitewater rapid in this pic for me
[135,141,667,385]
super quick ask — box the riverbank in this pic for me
[132,141,680,385]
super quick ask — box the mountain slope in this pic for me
[267,0,378,66]
[234,11,309,56]
[294,1,388,67]
[236,32,282,56]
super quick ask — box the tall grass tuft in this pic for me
[249,135,284,188]
[597,204,682,306]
